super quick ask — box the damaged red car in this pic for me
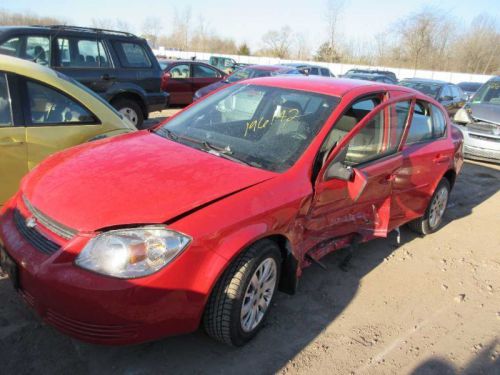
[0,76,463,346]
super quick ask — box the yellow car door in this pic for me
[0,73,28,204]
[23,78,104,168]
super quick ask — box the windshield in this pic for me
[399,81,442,99]
[226,68,285,83]
[155,84,339,172]
[471,81,500,105]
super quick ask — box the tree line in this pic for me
[1,3,498,75]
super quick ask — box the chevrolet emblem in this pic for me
[26,217,37,229]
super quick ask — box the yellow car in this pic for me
[0,55,135,204]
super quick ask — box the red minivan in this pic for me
[159,59,226,106]
[0,76,463,347]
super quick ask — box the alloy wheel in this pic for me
[240,258,277,333]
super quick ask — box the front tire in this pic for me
[203,240,281,346]
[409,178,450,235]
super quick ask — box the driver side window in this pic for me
[26,80,97,125]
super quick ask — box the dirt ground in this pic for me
[0,120,499,374]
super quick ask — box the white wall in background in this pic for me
[154,48,494,84]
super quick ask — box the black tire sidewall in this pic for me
[112,98,144,129]
[423,179,451,233]
[230,243,281,346]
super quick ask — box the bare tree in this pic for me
[295,32,311,60]
[142,17,163,48]
[324,0,345,62]
[261,26,293,58]
[0,9,64,26]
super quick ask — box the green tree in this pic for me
[237,43,251,56]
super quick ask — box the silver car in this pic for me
[454,77,500,163]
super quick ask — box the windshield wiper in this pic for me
[156,129,255,167]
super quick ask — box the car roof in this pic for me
[0,25,141,40]
[402,77,450,85]
[241,75,413,97]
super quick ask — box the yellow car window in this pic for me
[0,74,12,126]
[27,81,96,125]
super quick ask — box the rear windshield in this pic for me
[400,81,442,99]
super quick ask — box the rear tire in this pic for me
[112,98,144,129]
[203,240,281,346]
[409,178,450,235]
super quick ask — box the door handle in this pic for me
[0,138,24,147]
[433,155,450,164]
[101,74,116,81]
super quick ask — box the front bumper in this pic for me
[0,197,226,345]
[458,125,500,163]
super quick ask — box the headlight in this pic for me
[75,226,191,278]
[454,107,472,124]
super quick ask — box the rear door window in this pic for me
[406,101,439,144]
[114,41,151,68]
[320,68,330,76]
[26,79,97,125]
[431,104,447,138]
[310,67,320,75]
[57,38,109,68]
[193,64,219,78]
[0,74,13,127]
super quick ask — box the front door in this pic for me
[0,73,27,204]
[166,63,193,105]
[20,77,101,168]
[303,95,413,250]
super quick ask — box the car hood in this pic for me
[470,103,500,125]
[197,80,228,98]
[22,131,276,232]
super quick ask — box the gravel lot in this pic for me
[0,116,499,374]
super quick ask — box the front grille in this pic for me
[46,309,138,341]
[22,196,77,240]
[14,209,61,256]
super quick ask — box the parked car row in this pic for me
[0,25,168,128]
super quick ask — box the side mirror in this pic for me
[325,162,353,181]
[324,145,353,181]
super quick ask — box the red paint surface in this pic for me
[0,77,463,345]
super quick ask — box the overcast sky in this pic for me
[2,0,499,50]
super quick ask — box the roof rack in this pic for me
[30,25,137,38]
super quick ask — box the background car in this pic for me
[193,64,302,100]
[159,60,227,106]
[0,55,135,204]
[0,76,462,347]
[399,78,466,117]
[0,25,168,128]
[454,76,500,163]
[342,68,398,82]
[281,63,335,77]
[457,81,483,100]
[344,72,397,84]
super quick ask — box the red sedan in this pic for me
[0,77,463,346]
[159,60,226,106]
